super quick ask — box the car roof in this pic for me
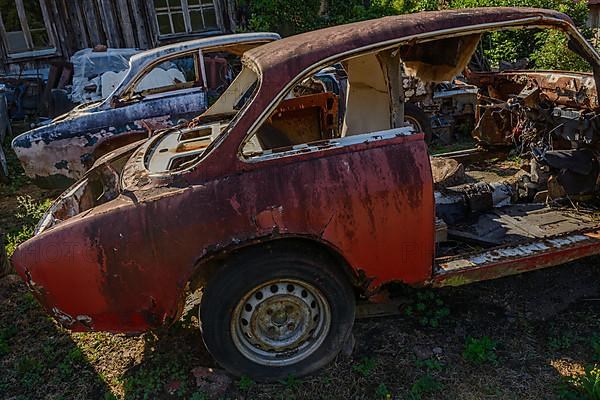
[243,8,571,90]
[107,32,280,101]
[128,32,281,70]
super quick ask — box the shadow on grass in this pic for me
[0,274,113,400]
[120,310,219,400]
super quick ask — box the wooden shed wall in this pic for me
[1,0,237,70]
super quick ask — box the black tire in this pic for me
[404,103,432,144]
[200,242,355,382]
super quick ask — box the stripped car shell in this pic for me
[11,7,600,379]
[11,33,280,187]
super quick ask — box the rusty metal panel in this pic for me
[432,229,600,286]
[11,131,434,332]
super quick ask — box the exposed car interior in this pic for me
[142,22,600,275]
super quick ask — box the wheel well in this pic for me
[188,237,361,293]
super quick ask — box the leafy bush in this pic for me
[240,0,594,72]
[4,196,51,256]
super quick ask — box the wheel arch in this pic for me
[187,235,364,295]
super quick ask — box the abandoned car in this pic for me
[12,8,600,381]
[10,33,279,187]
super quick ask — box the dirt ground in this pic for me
[1,128,599,399]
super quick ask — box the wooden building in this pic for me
[0,0,238,72]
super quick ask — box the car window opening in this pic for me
[239,33,483,160]
[144,66,259,172]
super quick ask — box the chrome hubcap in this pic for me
[231,279,331,366]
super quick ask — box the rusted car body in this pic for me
[10,33,279,187]
[11,8,600,380]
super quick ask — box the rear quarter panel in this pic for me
[11,133,434,332]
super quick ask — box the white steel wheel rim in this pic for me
[231,278,331,366]
[405,115,423,133]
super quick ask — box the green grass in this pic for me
[416,358,444,372]
[375,382,391,399]
[353,357,376,378]
[549,334,575,352]
[0,325,17,357]
[238,375,255,391]
[408,374,443,400]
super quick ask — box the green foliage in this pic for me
[531,30,591,72]
[353,357,376,377]
[462,336,498,365]
[57,347,86,378]
[404,290,450,328]
[409,374,443,399]
[16,355,45,389]
[190,392,208,400]
[280,374,301,389]
[416,357,444,372]
[238,375,255,391]
[592,336,600,362]
[241,0,594,72]
[376,382,392,398]
[563,366,600,400]
[122,352,191,400]
[0,325,17,357]
[5,195,52,256]
[549,334,574,352]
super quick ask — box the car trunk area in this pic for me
[431,157,600,285]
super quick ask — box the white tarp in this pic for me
[70,48,139,104]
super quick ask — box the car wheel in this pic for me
[199,244,355,381]
[404,103,432,144]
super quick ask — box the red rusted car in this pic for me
[12,8,600,380]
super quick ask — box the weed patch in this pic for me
[375,382,391,399]
[463,336,498,365]
[353,357,376,377]
[409,374,443,400]
[404,290,450,328]
[560,365,600,400]
[5,196,51,256]
[549,334,575,352]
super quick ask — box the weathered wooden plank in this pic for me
[116,0,136,48]
[83,0,103,46]
[68,0,93,49]
[66,0,90,49]
[98,0,122,48]
[226,0,237,32]
[0,13,9,65]
[143,0,159,47]
[40,0,63,56]
[131,0,151,49]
